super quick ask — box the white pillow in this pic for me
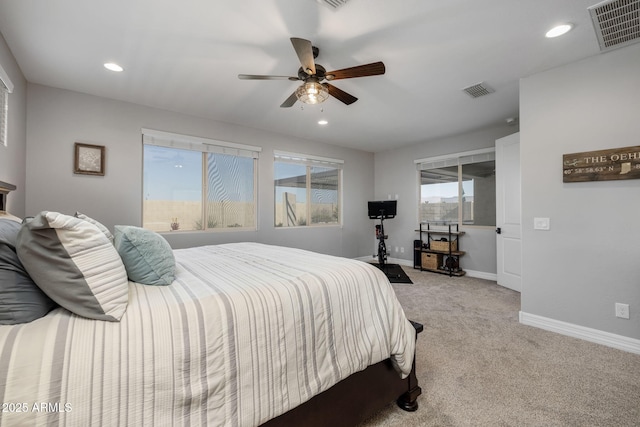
[75,211,114,243]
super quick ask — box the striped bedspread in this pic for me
[0,243,415,427]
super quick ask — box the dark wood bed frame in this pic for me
[262,321,423,427]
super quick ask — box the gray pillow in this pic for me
[17,211,129,321]
[0,218,57,324]
[114,225,176,286]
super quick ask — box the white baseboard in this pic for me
[354,255,413,267]
[354,256,497,280]
[354,255,376,263]
[465,270,497,281]
[387,257,413,267]
[520,311,640,355]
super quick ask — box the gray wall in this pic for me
[520,42,640,340]
[25,84,374,258]
[373,125,516,277]
[0,32,27,217]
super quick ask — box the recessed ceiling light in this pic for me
[104,62,124,72]
[545,24,573,38]
[318,120,328,125]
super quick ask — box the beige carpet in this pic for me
[359,266,640,427]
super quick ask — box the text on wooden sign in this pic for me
[563,145,640,182]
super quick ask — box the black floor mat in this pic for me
[373,263,413,284]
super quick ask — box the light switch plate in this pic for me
[534,217,550,230]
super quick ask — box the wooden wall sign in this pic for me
[563,145,640,183]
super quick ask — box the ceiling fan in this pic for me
[238,37,385,108]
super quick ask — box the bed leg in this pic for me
[396,382,421,411]
[397,321,423,412]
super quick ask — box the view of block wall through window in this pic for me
[418,151,495,226]
[274,151,342,227]
[142,130,259,232]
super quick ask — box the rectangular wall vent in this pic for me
[315,0,351,10]
[462,82,495,98]
[589,0,640,52]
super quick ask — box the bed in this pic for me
[0,211,421,427]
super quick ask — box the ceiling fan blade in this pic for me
[325,83,358,105]
[324,61,385,81]
[238,74,299,81]
[280,91,298,108]
[290,37,316,75]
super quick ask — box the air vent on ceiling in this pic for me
[462,82,495,98]
[589,0,640,52]
[315,0,351,10]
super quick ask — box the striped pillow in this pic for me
[16,211,129,321]
[74,211,114,244]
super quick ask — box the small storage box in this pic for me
[430,239,458,252]
[421,252,443,270]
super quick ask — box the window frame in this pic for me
[142,128,261,232]
[0,64,14,148]
[415,148,496,228]
[273,150,343,228]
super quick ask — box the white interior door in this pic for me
[495,133,521,292]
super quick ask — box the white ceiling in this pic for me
[0,0,606,152]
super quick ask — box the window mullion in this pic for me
[201,153,208,230]
[306,166,312,226]
[458,163,463,225]
[0,85,7,147]
[338,170,342,224]
[253,158,258,230]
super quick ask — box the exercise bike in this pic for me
[375,221,388,269]
[368,200,397,275]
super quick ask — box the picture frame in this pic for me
[74,142,105,176]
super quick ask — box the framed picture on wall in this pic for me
[74,142,105,176]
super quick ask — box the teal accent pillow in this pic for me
[0,218,57,324]
[16,212,129,322]
[114,226,175,286]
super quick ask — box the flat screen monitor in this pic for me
[368,200,397,219]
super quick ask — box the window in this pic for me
[142,129,260,232]
[0,65,13,148]
[274,151,342,227]
[417,149,495,226]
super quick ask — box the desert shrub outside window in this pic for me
[274,151,342,227]
[142,129,260,232]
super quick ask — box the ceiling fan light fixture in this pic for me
[296,81,330,104]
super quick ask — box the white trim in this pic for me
[387,257,413,267]
[353,256,414,267]
[520,311,640,355]
[353,256,411,265]
[0,64,14,93]
[353,257,498,280]
[414,147,494,165]
[274,150,344,165]
[465,269,497,281]
[142,128,262,153]
[0,68,10,148]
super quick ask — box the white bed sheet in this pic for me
[0,243,415,427]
